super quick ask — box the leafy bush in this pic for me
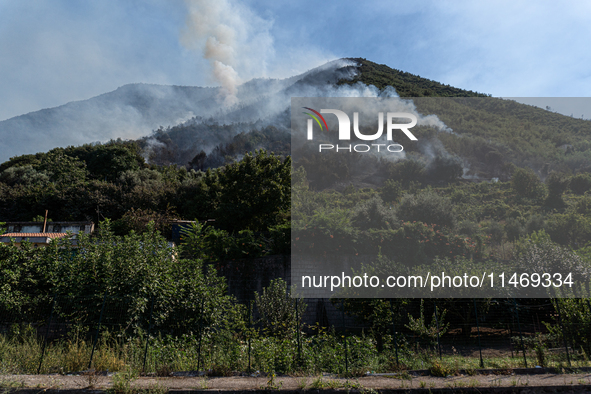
[546,299,591,356]
[515,237,591,292]
[180,221,269,261]
[406,299,449,350]
[118,168,163,190]
[544,171,569,208]
[386,160,426,187]
[0,165,49,187]
[397,191,456,229]
[380,179,403,203]
[426,155,463,183]
[546,212,591,247]
[526,214,545,234]
[457,220,479,236]
[113,207,177,236]
[254,278,306,338]
[511,167,545,199]
[504,218,525,241]
[351,195,398,230]
[569,173,591,195]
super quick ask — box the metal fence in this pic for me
[0,295,588,375]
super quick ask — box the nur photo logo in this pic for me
[303,107,418,153]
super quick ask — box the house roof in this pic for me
[0,233,71,239]
[3,221,93,226]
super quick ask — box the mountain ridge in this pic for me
[2,58,590,179]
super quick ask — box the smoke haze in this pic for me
[182,0,275,107]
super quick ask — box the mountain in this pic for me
[0,57,487,164]
[0,59,359,163]
[1,58,591,225]
[0,83,222,163]
[138,58,591,179]
[2,58,590,179]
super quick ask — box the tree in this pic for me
[544,171,569,208]
[254,278,306,338]
[189,150,208,171]
[213,150,291,231]
[65,142,145,182]
[546,213,591,247]
[38,151,88,186]
[426,155,463,183]
[569,173,591,195]
[46,220,236,334]
[113,207,178,236]
[386,159,425,187]
[380,179,403,203]
[351,195,398,230]
[397,191,456,228]
[511,167,545,199]
[515,232,591,295]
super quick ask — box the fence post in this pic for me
[509,323,514,358]
[555,300,572,367]
[142,295,154,373]
[586,300,591,356]
[248,300,252,373]
[473,299,484,368]
[38,294,57,374]
[341,300,348,376]
[513,298,527,368]
[197,298,205,371]
[88,291,107,370]
[434,302,442,360]
[389,299,399,366]
[295,298,302,367]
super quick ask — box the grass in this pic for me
[0,377,25,394]
[1,328,590,377]
[109,368,139,394]
[296,377,307,390]
[197,377,209,390]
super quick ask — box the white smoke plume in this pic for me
[182,0,274,107]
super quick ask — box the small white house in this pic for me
[0,221,94,248]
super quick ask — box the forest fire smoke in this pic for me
[182,0,273,107]
[182,0,240,106]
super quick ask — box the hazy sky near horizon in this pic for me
[1,0,590,121]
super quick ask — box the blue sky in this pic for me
[1,0,590,121]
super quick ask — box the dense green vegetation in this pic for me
[341,60,591,179]
[292,168,591,297]
[344,58,489,98]
[142,124,290,169]
[0,144,289,240]
[1,58,591,375]
[414,97,591,175]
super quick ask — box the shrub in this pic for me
[504,218,525,241]
[380,180,403,203]
[386,160,425,187]
[569,173,591,195]
[254,278,306,338]
[397,191,456,229]
[0,165,49,187]
[525,214,545,234]
[515,238,591,289]
[511,167,545,199]
[351,195,398,230]
[457,220,479,236]
[544,171,569,208]
[426,155,463,183]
